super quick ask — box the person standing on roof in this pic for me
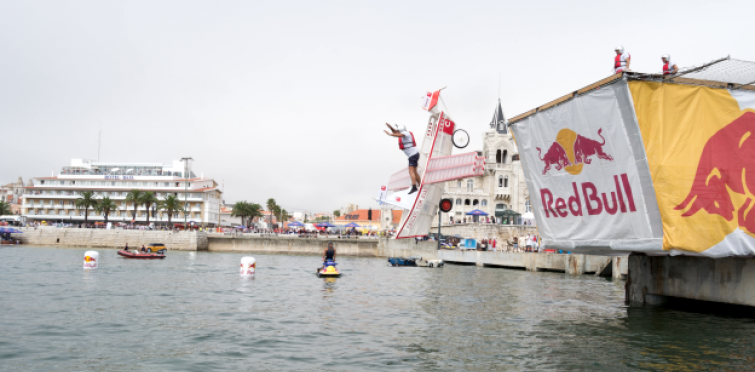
[614,46,631,74]
[385,123,421,195]
[662,54,678,76]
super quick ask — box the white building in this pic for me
[1,177,24,205]
[438,100,531,224]
[23,158,222,226]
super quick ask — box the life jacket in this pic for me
[325,247,335,259]
[663,62,673,75]
[614,53,629,71]
[398,131,416,150]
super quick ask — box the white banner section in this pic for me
[510,80,662,255]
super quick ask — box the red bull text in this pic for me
[540,174,636,218]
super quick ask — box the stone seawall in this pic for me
[14,227,207,251]
[439,250,628,278]
[207,235,379,256]
[433,224,539,242]
[206,235,440,260]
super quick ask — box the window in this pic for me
[465,199,471,206]
[165,182,170,187]
[504,176,509,188]
[455,198,462,205]
[496,203,506,210]
[473,199,479,206]
[457,180,462,188]
[467,180,473,191]
[498,176,503,187]
[496,150,501,164]
[525,200,532,213]
[502,150,508,164]
[111,182,116,186]
[481,200,487,206]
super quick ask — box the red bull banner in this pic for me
[511,80,664,255]
[631,81,755,257]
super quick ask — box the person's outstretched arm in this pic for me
[384,123,404,137]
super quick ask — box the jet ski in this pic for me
[317,260,340,277]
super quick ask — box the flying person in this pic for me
[614,46,631,74]
[662,54,678,75]
[384,123,421,195]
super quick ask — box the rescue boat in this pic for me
[317,260,340,277]
[117,250,166,259]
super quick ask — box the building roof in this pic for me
[23,186,219,193]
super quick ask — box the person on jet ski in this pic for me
[322,242,336,264]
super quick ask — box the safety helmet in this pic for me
[395,124,406,132]
[615,45,624,53]
[662,54,670,61]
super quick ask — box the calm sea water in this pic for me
[2,246,755,371]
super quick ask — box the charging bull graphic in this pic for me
[536,128,613,175]
[674,112,755,232]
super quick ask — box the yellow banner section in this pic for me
[630,81,755,252]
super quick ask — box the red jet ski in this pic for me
[117,250,166,259]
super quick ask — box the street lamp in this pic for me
[180,157,193,230]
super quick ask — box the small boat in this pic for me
[317,260,340,277]
[388,256,418,266]
[388,256,444,267]
[117,250,166,259]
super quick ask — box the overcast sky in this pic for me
[2,0,754,213]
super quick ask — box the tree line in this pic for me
[231,198,289,228]
[74,189,185,225]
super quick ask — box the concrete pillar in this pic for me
[627,254,755,307]
[566,254,585,275]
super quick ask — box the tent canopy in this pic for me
[495,209,521,217]
[466,209,489,216]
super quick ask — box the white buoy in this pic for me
[240,256,255,276]
[83,251,99,269]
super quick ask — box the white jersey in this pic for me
[399,130,419,157]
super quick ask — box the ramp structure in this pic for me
[377,90,485,239]
[509,57,755,257]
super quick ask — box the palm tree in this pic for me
[232,201,250,227]
[266,198,277,227]
[125,189,143,222]
[246,203,263,227]
[0,201,12,216]
[140,191,159,225]
[333,210,341,218]
[158,195,184,226]
[75,191,99,224]
[95,197,117,224]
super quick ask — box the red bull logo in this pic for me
[674,112,755,233]
[84,256,96,263]
[536,128,613,175]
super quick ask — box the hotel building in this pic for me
[23,159,222,226]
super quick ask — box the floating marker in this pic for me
[240,256,255,276]
[83,251,99,269]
